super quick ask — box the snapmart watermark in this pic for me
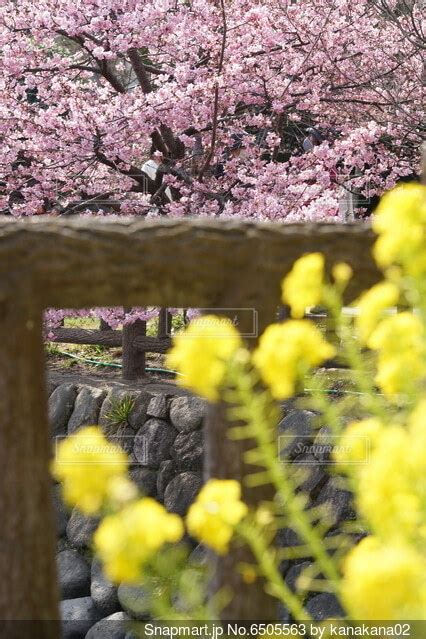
[278,435,371,465]
[131,621,425,639]
[172,308,258,338]
[54,434,148,465]
[0,621,424,638]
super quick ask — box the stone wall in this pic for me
[49,379,360,636]
[49,380,207,638]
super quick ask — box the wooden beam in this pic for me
[0,216,381,625]
[50,328,171,354]
[133,335,172,353]
[0,218,380,310]
[50,327,122,347]
[0,274,59,631]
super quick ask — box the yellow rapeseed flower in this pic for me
[409,398,426,469]
[186,479,247,555]
[332,262,353,285]
[341,536,426,619]
[373,183,426,276]
[354,281,399,344]
[367,312,425,397]
[52,426,128,515]
[166,315,242,401]
[94,498,183,583]
[282,253,325,318]
[333,418,384,470]
[252,321,335,399]
[357,426,422,540]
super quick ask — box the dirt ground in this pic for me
[46,349,182,393]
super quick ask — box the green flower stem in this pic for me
[238,519,310,621]
[226,363,341,592]
[303,372,344,437]
[323,286,387,420]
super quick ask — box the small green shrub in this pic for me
[104,394,135,427]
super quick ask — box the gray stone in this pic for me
[60,597,101,639]
[127,391,152,430]
[171,430,203,471]
[305,593,345,620]
[164,472,202,516]
[314,478,353,525]
[290,453,327,496]
[115,424,135,455]
[169,396,206,432]
[278,410,316,460]
[285,561,312,593]
[188,545,208,568]
[48,380,59,396]
[277,604,291,622]
[147,394,169,419]
[91,559,120,617]
[68,387,106,434]
[57,537,70,553]
[57,550,91,599]
[157,460,176,501]
[53,484,69,537]
[133,418,176,468]
[67,509,99,548]
[279,558,291,577]
[129,467,157,497]
[277,527,302,548]
[313,427,334,463]
[128,451,138,465]
[49,384,77,438]
[117,584,150,620]
[85,612,130,639]
[279,398,296,416]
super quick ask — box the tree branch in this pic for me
[128,48,152,94]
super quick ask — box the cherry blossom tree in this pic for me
[1,0,424,219]
[1,0,424,327]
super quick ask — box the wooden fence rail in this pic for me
[51,307,172,378]
[0,217,380,635]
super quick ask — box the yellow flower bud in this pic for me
[354,280,399,344]
[373,183,426,276]
[252,320,335,399]
[368,312,425,397]
[52,426,128,515]
[342,536,426,619]
[94,498,183,583]
[332,262,353,285]
[186,480,247,555]
[333,418,384,470]
[282,253,325,318]
[167,315,242,401]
